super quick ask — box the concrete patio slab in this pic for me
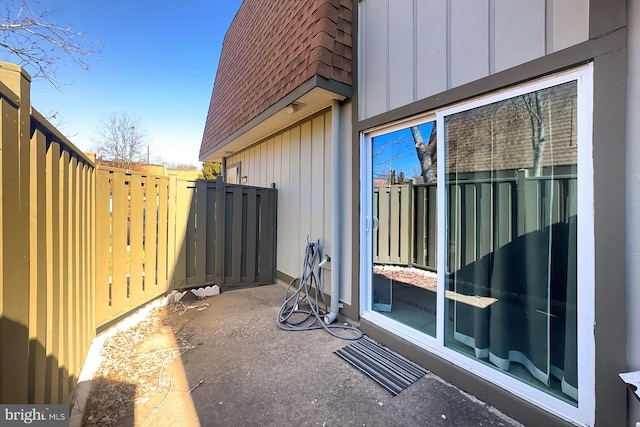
[165,283,522,427]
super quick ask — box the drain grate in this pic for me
[335,336,428,396]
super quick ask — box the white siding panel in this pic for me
[311,116,326,242]
[273,134,282,186]
[416,0,447,99]
[237,151,246,182]
[237,148,246,184]
[265,138,274,186]
[450,0,490,87]
[494,0,545,72]
[245,147,254,184]
[388,0,415,110]
[549,0,589,52]
[252,146,259,184]
[289,127,303,269]
[227,110,356,300]
[362,0,389,118]
[358,0,590,118]
[259,143,267,186]
[256,144,263,185]
[299,122,313,259]
[627,3,640,423]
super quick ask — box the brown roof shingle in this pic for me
[200,0,353,158]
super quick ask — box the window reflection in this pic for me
[371,121,438,337]
[444,81,578,405]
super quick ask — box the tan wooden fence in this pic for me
[0,61,278,405]
[374,183,437,271]
[94,172,278,328]
[94,167,170,327]
[0,63,96,404]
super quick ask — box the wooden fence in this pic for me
[374,183,437,271]
[373,170,577,272]
[0,61,278,405]
[447,171,577,272]
[95,172,278,327]
[0,63,96,405]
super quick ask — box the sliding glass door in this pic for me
[442,80,579,404]
[361,65,594,423]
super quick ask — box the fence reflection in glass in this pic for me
[444,80,578,405]
[371,120,438,337]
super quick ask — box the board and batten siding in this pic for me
[358,0,590,120]
[628,2,640,425]
[226,104,353,304]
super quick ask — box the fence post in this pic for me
[194,180,207,284]
[0,63,31,403]
[173,178,190,288]
[214,176,226,285]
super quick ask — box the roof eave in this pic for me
[200,75,351,162]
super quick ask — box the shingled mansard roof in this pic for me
[200,0,353,161]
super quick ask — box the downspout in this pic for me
[325,99,341,324]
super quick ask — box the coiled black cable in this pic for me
[277,240,362,340]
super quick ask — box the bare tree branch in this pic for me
[0,0,100,86]
[411,125,437,184]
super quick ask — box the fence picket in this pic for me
[29,129,47,404]
[374,175,576,275]
[111,171,128,316]
[166,175,177,290]
[245,188,258,283]
[186,182,197,283]
[143,175,157,292]
[427,185,437,270]
[0,59,280,405]
[174,179,190,288]
[156,177,169,291]
[229,186,244,284]
[95,171,111,324]
[205,181,217,282]
[45,141,61,404]
[129,174,144,306]
[195,180,208,283]
[59,149,70,402]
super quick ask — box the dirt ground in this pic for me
[373,264,437,291]
[81,298,204,426]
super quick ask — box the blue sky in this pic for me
[8,0,244,166]
[373,121,434,180]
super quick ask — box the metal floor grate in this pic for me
[335,336,428,396]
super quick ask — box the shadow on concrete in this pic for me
[166,283,522,427]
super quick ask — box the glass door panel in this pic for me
[443,81,579,405]
[371,121,437,337]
